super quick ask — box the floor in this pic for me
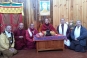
[11,49,87,58]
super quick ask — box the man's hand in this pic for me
[75,38,77,40]
[9,48,15,52]
[75,38,79,41]
[19,36,23,38]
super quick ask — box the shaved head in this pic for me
[19,23,23,25]
[45,18,49,24]
[30,23,34,29]
[60,18,65,24]
[19,23,24,29]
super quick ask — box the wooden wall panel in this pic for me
[53,0,87,29]
[83,0,87,28]
[53,0,70,29]
[0,0,87,30]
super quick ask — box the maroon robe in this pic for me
[0,26,1,34]
[14,29,26,50]
[26,28,38,49]
[0,14,2,34]
[41,23,56,33]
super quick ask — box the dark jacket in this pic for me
[71,26,87,46]
[57,25,70,38]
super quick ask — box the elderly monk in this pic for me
[41,18,56,36]
[14,23,27,50]
[69,20,87,52]
[0,25,17,58]
[0,24,1,34]
[26,23,38,49]
[0,18,1,34]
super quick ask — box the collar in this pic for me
[76,26,81,29]
[5,30,11,34]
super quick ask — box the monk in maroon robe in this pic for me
[14,23,27,50]
[41,18,56,36]
[0,25,1,34]
[0,14,2,34]
[26,23,38,49]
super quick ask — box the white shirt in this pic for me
[5,30,11,38]
[74,26,81,39]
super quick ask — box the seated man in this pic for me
[57,18,70,38]
[26,23,38,49]
[69,20,87,52]
[41,18,56,36]
[0,25,17,58]
[57,18,71,47]
[0,26,1,34]
[0,22,1,34]
[14,23,27,50]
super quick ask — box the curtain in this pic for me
[0,13,22,32]
[0,2,23,32]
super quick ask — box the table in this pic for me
[33,35,67,52]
